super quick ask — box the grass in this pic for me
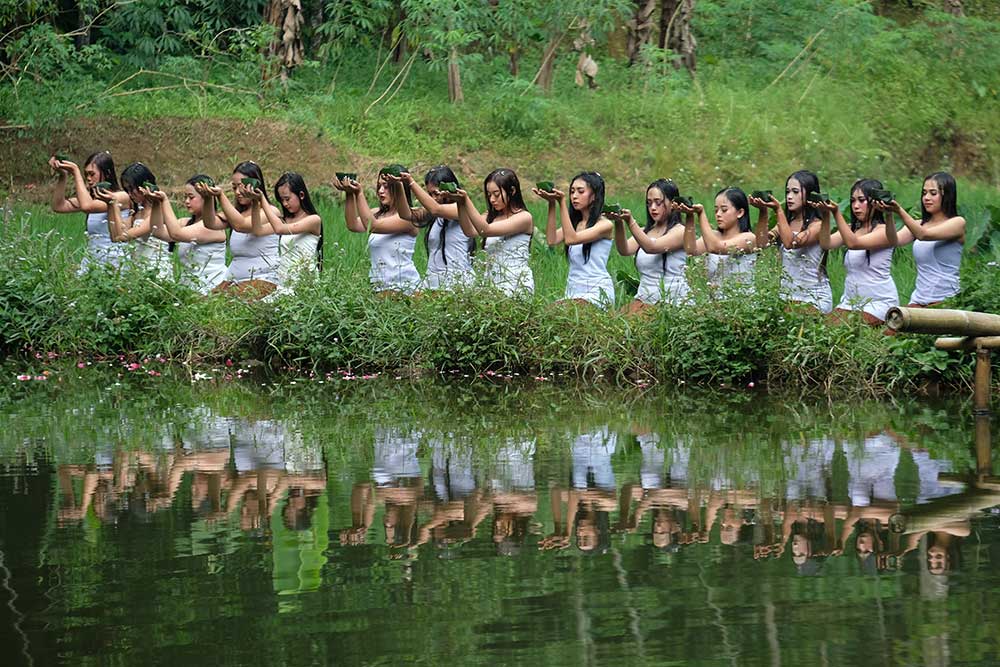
[2,181,998,394]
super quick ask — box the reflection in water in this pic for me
[4,388,1000,666]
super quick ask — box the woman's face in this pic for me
[376,175,392,206]
[569,179,594,213]
[183,184,203,216]
[856,532,875,555]
[647,187,672,224]
[927,543,949,574]
[231,172,250,206]
[851,188,870,224]
[83,162,101,187]
[427,182,444,204]
[922,179,942,216]
[277,183,302,215]
[714,193,743,231]
[486,181,508,212]
[785,177,804,213]
[792,534,811,564]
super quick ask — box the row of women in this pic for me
[50,153,966,323]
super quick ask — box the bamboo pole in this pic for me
[975,349,992,414]
[886,307,1000,336]
[934,336,1000,351]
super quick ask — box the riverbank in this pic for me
[2,216,994,395]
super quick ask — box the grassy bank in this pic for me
[2,199,998,394]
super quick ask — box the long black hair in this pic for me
[422,165,474,265]
[233,161,268,213]
[120,162,156,211]
[85,151,119,192]
[921,171,958,223]
[483,168,526,224]
[850,178,886,265]
[849,179,886,231]
[567,171,606,263]
[784,170,821,227]
[275,171,323,270]
[377,164,413,218]
[642,178,682,272]
[715,187,752,233]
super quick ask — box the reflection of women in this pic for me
[370,427,422,547]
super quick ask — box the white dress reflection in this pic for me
[571,426,618,491]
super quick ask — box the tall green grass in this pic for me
[3,193,996,394]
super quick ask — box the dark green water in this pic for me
[1,366,999,666]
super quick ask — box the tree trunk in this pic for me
[264,0,305,82]
[625,0,657,65]
[74,1,91,49]
[660,0,697,74]
[448,48,463,103]
[535,35,561,93]
[944,0,964,17]
[508,48,520,76]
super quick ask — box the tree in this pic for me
[265,0,305,82]
[625,0,657,65]
[659,0,696,74]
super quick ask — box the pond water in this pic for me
[1,368,999,666]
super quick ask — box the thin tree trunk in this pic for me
[625,0,657,65]
[448,47,463,103]
[660,0,697,74]
[508,48,520,76]
[75,1,91,49]
[535,35,561,93]
[264,0,305,83]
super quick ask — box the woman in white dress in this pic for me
[147,174,228,293]
[882,171,965,307]
[450,168,535,296]
[335,164,421,295]
[203,161,281,297]
[49,151,130,272]
[681,187,768,291]
[612,178,689,313]
[98,162,173,278]
[536,171,615,308]
[818,178,900,326]
[259,172,322,289]
[389,166,479,291]
[751,170,832,313]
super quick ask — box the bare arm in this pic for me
[833,206,895,251]
[894,202,965,242]
[261,200,321,236]
[544,196,563,246]
[818,208,843,250]
[683,210,706,256]
[404,174,461,220]
[156,193,226,244]
[626,211,684,253]
[50,165,80,213]
[613,216,639,256]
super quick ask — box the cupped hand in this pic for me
[533,187,564,203]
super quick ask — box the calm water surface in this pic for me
[0,367,998,666]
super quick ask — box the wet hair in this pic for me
[921,171,958,223]
[715,187,751,233]
[184,174,213,225]
[85,151,119,191]
[849,179,886,231]
[233,161,269,212]
[849,178,887,266]
[567,171,606,263]
[376,164,413,218]
[275,171,322,270]
[643,178,682,273]
[422,165,474,265]
[783,170,822,226]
